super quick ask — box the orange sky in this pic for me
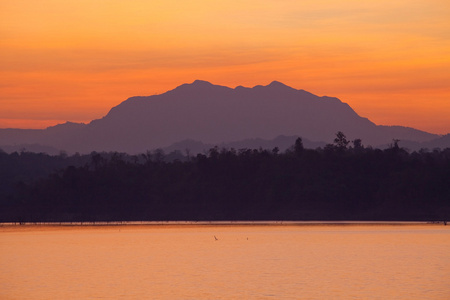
[1,0,449,134]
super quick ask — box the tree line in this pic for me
[1,132,449,222]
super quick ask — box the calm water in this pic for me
[1,223,449,299]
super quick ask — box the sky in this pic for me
[1,0,449,134]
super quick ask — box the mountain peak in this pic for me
[191,80,214,86]
[267,81,288,88]
[254,81,295,92]
[46,121,85,130]
[170,80,233,94]
[168,80,218,94]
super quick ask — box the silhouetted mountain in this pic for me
[0,144,61,155]
[389,134,450,151]
[0,122,86,153]
[163,139,214,155]
[163,136,326,155]
[0,81,445,154]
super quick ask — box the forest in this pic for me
[1,133,449,222]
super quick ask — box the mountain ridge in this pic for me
[0,80,445,154]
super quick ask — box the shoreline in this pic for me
[0,220,446,227]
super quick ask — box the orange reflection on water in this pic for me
[1,223,449,299]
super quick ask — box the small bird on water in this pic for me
[214,235,218,241]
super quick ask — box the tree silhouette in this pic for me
[294,137,304,155]
[334,131,350,149]
[0,137,449,222]
[352,138,363,150]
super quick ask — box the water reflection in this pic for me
[1,223,449,299]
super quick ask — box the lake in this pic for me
[1,222,449,299]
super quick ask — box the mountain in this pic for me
[390,134,450,151]
[163,136,326,155]
[0,80,445,154]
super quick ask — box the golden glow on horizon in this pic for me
[1,0,449,133]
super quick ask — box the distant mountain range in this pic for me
[0,80,448,154]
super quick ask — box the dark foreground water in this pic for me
[1,222,449,299]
